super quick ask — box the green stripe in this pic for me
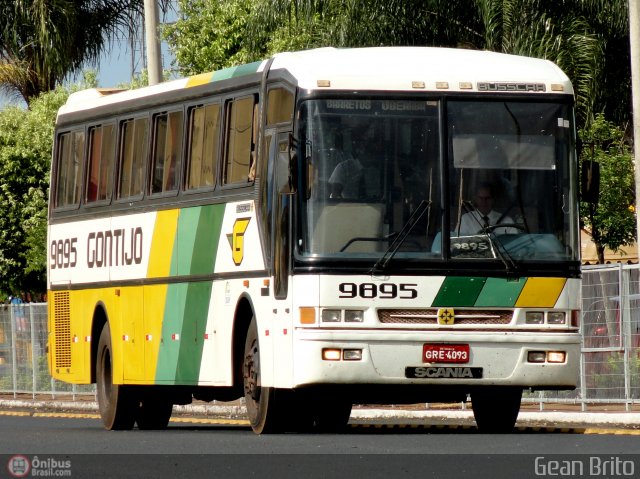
[191,204,225,275]
[176,281,211,383]
[156,204,226,384]
[432,277,486,307]
[170,205,225,276]
[175,207,201,276]
[156,283,187,382]
[155,281,212,384]
[212,61,262,82]
[474,277,527,307]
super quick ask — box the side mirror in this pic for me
[581,160,600,204]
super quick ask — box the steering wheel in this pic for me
[482,223,526,233]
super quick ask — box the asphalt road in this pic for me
[1,413,639,479]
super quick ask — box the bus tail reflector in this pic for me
[299,307,316,324]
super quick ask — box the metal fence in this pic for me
[2,264,639,409]
[0,302,94,400]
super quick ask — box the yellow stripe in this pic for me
[186,72,214,87]
[515,277,566,307]
[147,209,179,278]
[170,417,250,426]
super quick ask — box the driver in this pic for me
[459,182,517,235]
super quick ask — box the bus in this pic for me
[47,47,582,433]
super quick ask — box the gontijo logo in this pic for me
[228,218,251,266]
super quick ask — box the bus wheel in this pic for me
[471,387,522,433]
[96,323,138,430]
[136,397,173,430]
[243,318,284,434]
[313,400,352,433]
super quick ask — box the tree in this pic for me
[580,114,636,264]
[0,85,73,295]
[243,0,629,129]
[0,1,172,105]
[163,0,255,75]
[163,0,332,75]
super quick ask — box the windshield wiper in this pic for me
[370,200,431,275]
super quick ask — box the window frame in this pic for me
[52,128,85,211]
[221,94,258,188]
[115,115,149,204]
[84,122,117,207]
[184,101,222,194]
[149,108,185,198]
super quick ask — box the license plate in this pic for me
[423,344,470,363]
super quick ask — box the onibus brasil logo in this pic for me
[8,455,71,477]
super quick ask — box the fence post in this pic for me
[621,265,632,411]
[579,271,587,412]
[30,304,37,400]
[9,303,17,399]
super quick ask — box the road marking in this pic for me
[583,428,640,435]
[169,417,249,426]
[33,412,101,419]
[0,411,32,417]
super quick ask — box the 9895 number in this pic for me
[338,282,418,299]
[50,237,78,269]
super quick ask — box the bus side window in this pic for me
[54,129,85,208]
[117,117,148,200]
[86,123,116,204]
[223,95,256,185]
[186,103,220,190]
[151,110,184,194]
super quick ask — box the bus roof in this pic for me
[59,47,573,118]
[271,47,572,94]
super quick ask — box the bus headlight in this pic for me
[547,312,566,325]
[525,312,544,324]
[321,309,342,322]
[344,310,364,322]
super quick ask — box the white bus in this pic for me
[48,47,581,433]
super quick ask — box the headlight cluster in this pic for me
[525,311,567,325]
[321,309,365,323]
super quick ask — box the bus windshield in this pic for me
[297,98,579,265]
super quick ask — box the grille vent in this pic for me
[53,291,71,368]
[378,309,513,325]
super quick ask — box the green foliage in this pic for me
[241,0,629,129]
[0,87,70,294]
[163,0,256,75]
[579,114,636,263]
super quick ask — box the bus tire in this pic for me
[471,386,522,433]
[243,317,286,434]
[136,397,173,430]
[96,323,138,430]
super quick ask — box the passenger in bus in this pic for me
[328,140,381,199]
[459,182,517,235]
